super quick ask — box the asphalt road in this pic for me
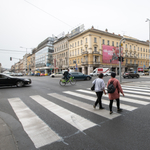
[0,75,150,150]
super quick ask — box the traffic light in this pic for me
[121,57,124,62]
[10,57,12,61]
[118,57,121,61]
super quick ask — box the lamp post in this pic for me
[146,18,150,76]
[20,46,32,75]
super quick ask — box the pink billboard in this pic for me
[102,45,123,64]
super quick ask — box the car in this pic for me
[0,73,32,87]
[103,71,115,76]
[144,72,149,75]
[50,72,63,78]
[40,73,45,76]
[138,72,145,76]
[70,72,92,80]
[17,73,23,76]
[123,72,139,78]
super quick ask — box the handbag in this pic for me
[91,83,95,91]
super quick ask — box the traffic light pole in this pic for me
[119,38,126,83]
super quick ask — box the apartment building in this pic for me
[68,27,149,75]
[53,35,69,73]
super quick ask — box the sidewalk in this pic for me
[0,117,18,150]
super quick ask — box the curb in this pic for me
[0,118,18,150]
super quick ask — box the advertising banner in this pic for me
[102,45,123,64]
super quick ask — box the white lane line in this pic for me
[122,89,150,96]
[8,98,61,148]
[121,87,150,92]
[77,89,149,105]
[30,95,96,131]
[104,88,150,96]
[122,85,150,89]
[122,93,150,100]
[48,93,120,120]
[63,91,137,111]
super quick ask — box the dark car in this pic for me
[0,73,32,87]
[123,72,139,78]
[70,72,92,80]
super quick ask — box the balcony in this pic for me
[82,51,88,55]
[81,61,88,65]
[93,61,100,65]
[92,51,99,54]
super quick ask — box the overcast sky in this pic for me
[0,0,150,69]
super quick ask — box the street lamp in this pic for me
[145,18,150,76]
[20,46,32,75]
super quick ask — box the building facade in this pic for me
[53,35,69,73]
[35,37,55,75]
[68,27,149,75]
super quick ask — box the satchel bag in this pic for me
[91,83,95,91]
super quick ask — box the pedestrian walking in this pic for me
[93,73,106,109]
[107,72,125,114]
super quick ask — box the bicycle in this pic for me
[59,76,76,86]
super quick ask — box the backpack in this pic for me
[107,81,116,93]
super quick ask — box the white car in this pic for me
[50,72,63,78]
[138,72,145,76]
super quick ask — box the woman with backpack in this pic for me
[107,72,125,114]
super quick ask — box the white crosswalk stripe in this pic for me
[48,93,121,120]
[120,87,150,92]
[8,97,62,148]
[121,85,150,89]
[76,89,149,105]
[63,91,137,111]
[30,95,97,131]
[122,93,150,100]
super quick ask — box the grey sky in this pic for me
[0,0,150,68]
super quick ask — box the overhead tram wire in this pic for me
[24,0,73,28]
[0,49,26,53]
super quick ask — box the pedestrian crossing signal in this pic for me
[121,57,124,62]
[10,57,12,61]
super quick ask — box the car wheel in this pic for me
[16,81,24,87]
[86,77,91,80]
[136,75,139,78]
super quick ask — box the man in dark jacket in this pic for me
[63,69,70,81]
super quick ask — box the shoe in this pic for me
[99,107,105,109]
[117,109,123,112]
[93,105,96,108]
[110,111,113,114]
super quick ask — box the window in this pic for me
[138,47,139,51]
[102,39,105,45]
[81,40,82,45]
[86,38,87,43]
[126,44,127,49]
[143,48,145,52]
[94,47,97,52]
[116,42,118,47]
[86,47,87,51]
[141,48,142,52]
[130,45,132,50]
[81,48,82,53]
[78,41,79,46]
[94,37,97,43]
[134,46,135,50]
[75,42,76,47]
[107,40,109,45]
[112,41,114,46]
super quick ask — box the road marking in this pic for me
[30,95,96,131]
[121,85,150,89]
[63,91,137,111]
[8,97,61,148]
[121,89,150,96]
[121,87,150,92]
[122,93,150,100]
[76,89,149,105]
[48,93,121,120]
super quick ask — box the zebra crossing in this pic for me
[7,84,150,148]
